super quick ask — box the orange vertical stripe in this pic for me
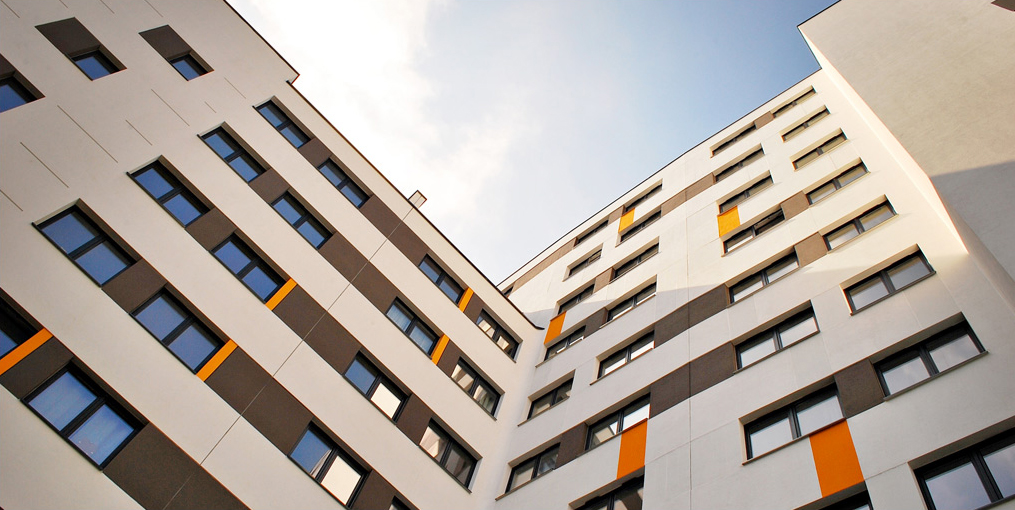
[458,288,474,312]
[617,420,648,479]
[265,279,297,311]
[431,335,450,364]
[0,329,53,376]
[197,340,237,381]
[810,421,864,497]
[717,207,740,237]
[544,312,567,345]
[618,209,636,232]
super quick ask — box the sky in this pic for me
[226,0,838,284]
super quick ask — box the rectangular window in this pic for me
[169,54,208,80]
[624,183,662,213]
[386,300,439,354]
[72,50,119,80]
[290,425,365,505]
[529,379,572,419]
[729,253,798,303]
[576,220,608,246]
[132,291,222,372]
[719,176,773,213]
[724,209,785,253]
[476,311,518,358]
[1,74,39,112]
[27,368,138,467]
[419,422,476,486]
[545,327,585,361]
[620,211,661,243]
[737,309,819,369]
[599,332,654,377]
[824,202,895,250]
[558,284,594,315]
[916,430,1015,510]
[37,18,121,80]
[772,87,816,117]
[612,244,659,282]
[746,387,842,459]
[587,397,650,449]
[318,160,369,208]
[712,124,757,157]
[793,132,847,169]
[344,355,406,420]
[507,444,560,492]
[202,128,266,182]
[807,162,868,204]
[715,148,764,182]
[38,208,133,286]
[846,252,933,312]
[1,298,36,359]
[451,360,500,415]
[568,250,601,279]
[876,322,982,396]
[271,193,330,248]
[257,101,310,148]
[139,25,209,80]
[131,161,207,226]
[211,236,284,302]
[606,284,656,322]
[578,477,644,510]
[418,255,464,304]
[782,108,830,141]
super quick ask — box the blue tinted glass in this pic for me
[409,326,436,353]
[439,279,462,303]
[43,212,98,254]
[29,372,96,430]
[74,53,115,80]
[163,194,203,226]
[242,265,281,301]
[229,155,262,182]
[69,405,133,464]
[297,221,327,248]
[280,125,309,148]
[318,161,347,187]
[985,443,1015,498]
[272,197,303,225]
[135,295,187,340]
[0,333,17,358]
[345,359,377,395]
[213,240,251,274]
[257,103,286,127]
[291,429,332,477]
[171,56,202,80]
[1,81,30,112]
[925,462,992,510]
[419,259,441,283]
[340,184,367,208]
[203,132,235,158]
[134,167,174,200]
[168,324,218,370]
[76,242,130,284]
[385,304,412,332]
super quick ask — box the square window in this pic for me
[169,54,207,80]
[72,51,118,80]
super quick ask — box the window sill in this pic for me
[727,266,801,308]
[793,140,847,171]
[601,293,657,329]
[882,351,987,401]
[732,330,819,373]
[743,417,845,465]
[825,213,898,254]
[517,397,570,427]
[591,349,654,386]
[805,170,870,207]
[497,469,556,500]
[848,270,936,315]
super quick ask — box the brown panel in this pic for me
[795,233,829,267]
[509,239,576,292]
[436,340,462,377]
[607,206,624,223]
[389,226,428,268]
[462,295,485,323]
[581,308,608,333]
[352,263,401,313]
[0,337,73,399]
[104,424,196,510]
[361,196,402,237]
[687,286,729,328]
[297,138,332,168]
[242,378,312,453]
[138,25,191,60]
[556,423,588,467]
[102,260,167,313]
[993,0,1015,11]
[303,314,361,374]
[649,365,690,417]
[247,168,289,205]
[685,174,715,201]
[272,285,326,338]
[0,54,15,77]
[661,190,687,216]
[166,467,247,510]
[754,111,776,129]
[395,394,433,444]
[781,192,810,220]
[36,18,101,57]
[351,471,396,510]
[205,347,271,415]
[185,208,236,251]
[592,269,612,294]
[688,342,736,397]
[655,305,689,347]
[834,359,885,418]
[318,232,368,282]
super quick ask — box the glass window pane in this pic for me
[531,394,553,418]
[445,445,474,485]
[881,355,930,394]
[601,352,627,376]
[1,80,31,111]
[291,429,332,478]
[555,381,572,403]
[345,359,376,395]
[725,230,753,252]
[796,395,842,436]
[739,336,777,368]
[795,151,819,168]
[731,275,765,302]
[371,381,403,419]
[76,242,130,284]
[476,315,495,338]
[826,224,859,249]
[590,419,620,447]
[766,257,798,283]
[43,212,98,254]
[636,285,656,304]
[419,259,441,282]
[319,161,348,187]
[242,266,281,301]
[0,334,17,358]
[163,193,203,226]
[386,303,412,332]
[203,132,234,158]
[808,183,836,203]
[509,460,535,489]
[849,277,890,311]
[472,384,497,413]
[614,484,644,510]
[29,372,96,430]
[438,279,463,303]
[68,404,133,464]
[623,401,650,429]
[537,448,558,475]
[778,315,818,347]
[419,426,448,460]
[608,301,633,322]
[273,197,303,225]
[257,103,286,127]
[451,364,475,391]
[984,442,1015,498]
[297,221,327,248]
[924,462,992,510]
[213,241,251,274]
[320,455,361,504]
[170,56,203,80]
[280,125,309,148]
[630,337,654,360]
[783,124,806,141]
[929,334,980,372]
[135,295,187,341]
[168,324,218,371]
[229,154,261,182]
[340,183,368,208]
[749,417,793,457]
[887,256,931,290]
[859,205,894,231]
[409,326,436,353]
[74,53,115,80]
[837,165,867,186]
[134,167,174,199]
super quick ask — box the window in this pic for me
[620,211,661,243]
[163,55,204,80]
[719,176,773,213]
[290,425,365,505]
[916,430,1015,510]
[606,284,656,322]
[318,160,369,208]
[712,124,757,157]
[715,148,764,182]
[418,256,463,304]
[257,101,310,148]
[529,379,572,419]
[577,477,644,510]
[1,298,36,358]
[587,397,650,449]
[39,208,133,286]
[773,87,816,117]
[211,236,284,302]
[558,285,594,315]
[876,322,983,396]
[793,132,847,169]
[612,244,658,282]
[568,250,601,279]
[476,312,518,358]
[624,184,662,213]
[599,332,654,377]
[746,387,842,459]
[132,292,222,372]
[824,202,895,250]
[202,129,266,182]
[507,445,559,492]
[345,356,406,420]
[822,492,872,510]
[782,108,830,141]
[139,25,210,80]
[808,163,868,204]
[737,309,819,369]
[1,76,38,112]
[131,162,207,226]
[845,252,933,312]
[545,327,585,361]
[729,254,798,303]
[386,300,439,354]
[576,220,608,246]
[72,50,119,80]
[419,422,476,486]
[724,209,785,253]
[451,360,500,414]
[27,368,138,466]
[271,193,330,248]
[389,499,410,510]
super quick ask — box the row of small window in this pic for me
[707,76,815,158]
[568,242,658,283]
[560,257,659,317]
[572,204,662,252]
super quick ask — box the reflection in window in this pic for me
[419,422,476,486]
[202,129,266,182]
[131,162,207,226]
[318,160,368,208]
[344,355,406,419]
[545,327,585,361]
[825,202,895,250]
[1,298,36,359]
[606,284,656,322]
[807,163,868,204]
[730,254,798,303]
[256,101,310,148]
[876,322,983,395]
[587,397,650,449]
[507,445,559,492]
[72,50,118,80]
[451,360,499,414]
[846,252,932,312]
[290,426,364,505]
[917,430,1015,510]
[271,193,330,248]
[418,256,464,304]
[39,208,133,285]
[746,387,841,458]
[737,309,819,368]
[577,477,644,510]
[133,292,221,372]
[599,332,654,377]
[212,236,284,302]
[529,379,572,419]
[386,300,438,354]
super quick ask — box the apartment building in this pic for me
[2,1,1013,510]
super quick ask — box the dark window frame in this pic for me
[71,49,120,80]
[506,444,560,492]
[317,159,369,208]
[289,424,366,506]
[528,379,572,419]
[1,74,40,112]
[793,132,847,169]
[575,220,608,247]
[256,101,310,148]
[612,243,659,282]
[451,359,500,415]
[715,148,764,182]
[201,128,266,182]
[724,209,785,253]
[211,235,285,302]
[712,124,757,157]
[37,207,134,286]
[606,283,657,323]
[736,309,819,369]
[131,291,223,372]
[624,183,662,213]
[772,87,816,117]
[875,322,983,396]
[545,327,586,361]
[1,297,38,359]
[586,396,650,450]
[807,162,869,204]
[729,253,799,303]
[567,249,602,279]
[824,202,896,250]
[344,355,406,420]
[168,54,208,80]
[598,331,654,378]
[419,255,464,304]
[719,175,774,213]
[419,421,477,487]
[782,107,830,141]
[745,386,842,459]
[385,299,439,355]
[916,429,1015,510]
[845,252,934,313]
[130,161,208,227]
[270,192,331,248]
[577,476,645,510]
[619,211,661,244]
[557,284,594,315]
[476,311,518,358]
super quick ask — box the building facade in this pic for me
[1,1,1013,510]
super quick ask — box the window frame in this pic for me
[476,311,518,358]
[1,74,40,112]
[71,49,119,80]
[782,107,830,141]
[611,243,659,282]
[1,297,38,359]
[845,252,933,313]
[270,192,331,248]
[598,331,654,378]
[545,327,586,361]
[606,283,657,323]
[719,175,773,213]
[451,359,500,415]
[824,202,896,250]
[419,421,477,487]
[723,209,785,253]
[793,132,847,169]
[557,284,594,315]
[168,53,208,80]
[506,444,560,492]
[256,101,310,148]
[586,396,650,450]
[418,255,464,304]
[528,379,573,419]
[623,183,662,213]
[131,291,223,373]
[577,476,645,510]
[745,386,842,459]
[619,211,661,243]
[201,128,266,182]
[130,161,208,227]
[916,430,1015,510]
[875,322,983,396]
[575,220,608,247]
[729,253,799,303]
[289,424,366,505]
[211,235,285,302]
[385,299,439,355]
[736,309,819,369]
[567,249,602,279]
[317,159,369,208]
[772,87,816,117]
[711,124,757,157]
[807,162,869,204]
[37,207,134,286]
[715,147,764,182]
[343,355,407,420]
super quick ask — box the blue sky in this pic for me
[229,0,837,283]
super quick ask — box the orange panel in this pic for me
[0,329,53,376]
[265,278,298,310]
[717,207,740,237]
[810,421,864,497]
[196,340,238,381]
[431,335,450,364]
[544,312,567,345]
[617,420,648,479]
[458,288,474,312]
[618,209,636,232]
